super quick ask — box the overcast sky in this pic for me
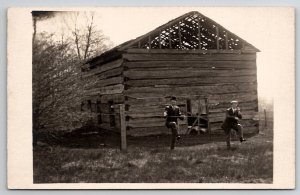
[36,7,295,103]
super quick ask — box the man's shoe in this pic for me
[240,137,246,142]
[177,136,181,141]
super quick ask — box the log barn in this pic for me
[81,11,260,136]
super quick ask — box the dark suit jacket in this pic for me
[221,107,243,131]
[165,105,183,127]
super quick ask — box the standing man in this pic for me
[221,100,247,149]
[164,96,184,150]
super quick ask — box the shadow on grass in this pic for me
[34,127,259,150]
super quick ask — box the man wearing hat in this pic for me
[221,100,246,149]
[164,96,184,150]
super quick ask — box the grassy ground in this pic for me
[33,129,273,183]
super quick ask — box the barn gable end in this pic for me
[118,11,259,52]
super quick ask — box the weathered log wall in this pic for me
[123,51,259,136]
[81,58,124,131]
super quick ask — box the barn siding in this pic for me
[82,58,125,132]
[123,52,258,136]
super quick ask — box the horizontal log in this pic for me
[123,53,256,62]
[209,104,258,113]
[84,76,124,91]
[209,111,259,123]
[100,94,125,104]
[125,83,257,96]
[125,102,187,111]
[82,59,123,78]
[127,117,187,128]
[209,100,258,109]
[127,107,165,116]
[209,116,258,123]
[209,110,259,118]
[125,92,257,101]
[125,76,257,87]
[128,117,165,125]
[124,69,256,79]
[124,61,256,69]
[125,96,190,104]
[208,92,258,102]
[127,104,168,112]
[125,96,257,109]
[126,48,257,54]
[97,67,123,80]
[126,100,168,108]
[126,112,165,119]
[127,122,164,128]
[126,105,187,116]
[96,76,124,88]
[85,84,124,96]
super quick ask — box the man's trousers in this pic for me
[225,123,243,147]
[167,121,179,150]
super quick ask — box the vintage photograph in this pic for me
[31,8,276,184]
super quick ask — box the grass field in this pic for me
[33,129,273,183]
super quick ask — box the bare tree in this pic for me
[70,12,112,61]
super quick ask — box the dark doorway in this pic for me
[96,100,102,124]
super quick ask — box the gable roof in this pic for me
[87,11,259,64]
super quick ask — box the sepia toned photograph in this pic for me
[7,7,295,189]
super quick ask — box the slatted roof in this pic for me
[86,11,259,64]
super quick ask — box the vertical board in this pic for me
[120,104,127,151]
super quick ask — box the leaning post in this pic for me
[119,104,127,152]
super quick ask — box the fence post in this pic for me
[119,104,127,152]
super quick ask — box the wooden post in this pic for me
[169,30,172,49]
[197,98,201,134]
[198,19,201,49]
[148,35,151,49]
[216,26,219,50]
[138,41,141,48]
[159,30,162,49]
[178,23,182,48]
[120,104,127,151]
[205,98,212,140]
[225,31,228,50]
